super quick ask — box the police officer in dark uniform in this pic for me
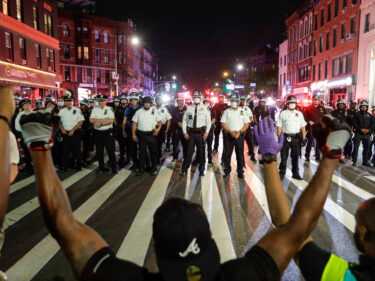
[352,100,374,167]
[89,98,95,111]
[155,95,172,164]
[253,97,270,125]
[344,100,357,159]
[79,98,91,164]
[332,99,347,122]
[34,99,44,111]
[202,96,216,165]
[122,93,140,170]
[304,94,327,161]
[116,94,129,168]
[180,91,211,176]
[170,96,187,162]
[213,93,229,154]
[165,98,176,152]
[109,96,120,110]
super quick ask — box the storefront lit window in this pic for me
[77,46,82,59]
[84,46,89,60]
[44,13,53,36]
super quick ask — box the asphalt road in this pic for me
[1,139,374,281]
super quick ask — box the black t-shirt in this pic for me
[81,246,280,281]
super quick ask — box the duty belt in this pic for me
[187,127,205,134]
[136,130,154,136]
[285,133,300,138]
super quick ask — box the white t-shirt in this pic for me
[132,107,162,132]
[9,131,19,164]
[156,105,172,125]
[90,106,115,131]
[58,107,84,131]
[276,109,307,134]
[221,108,250,131]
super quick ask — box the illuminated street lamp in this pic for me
[223,72,229,78]
[215,82,219,87]
[237,64,244,71]
[172,75,177,80]
[131,36,140,46]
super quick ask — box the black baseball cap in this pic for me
[153,198,220,281]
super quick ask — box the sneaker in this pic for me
[292,174,303,181]
[165,148,171,152]
[150,169,157,176]
[279,173,285,181]
[199,171,205,177]
[0,270,7,281]
[305,157,310,162]
[352,162,357,167]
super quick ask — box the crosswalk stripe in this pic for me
[201,168,236,263]
[4,163,98,230]
[310,160,374,200]
[116,157,174,265]
[10,175,35,194]
[365,176,375,183]
[5,169,131,281]
[285,169,355,232]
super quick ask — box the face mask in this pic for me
[193,98,200,104]
[288,103,296,110]
[95,102,99,106]
[231,101,238,109]
[204,103,210,108]
[57,102,64,107]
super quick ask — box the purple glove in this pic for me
[254,118,284,155]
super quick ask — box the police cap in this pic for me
[359,100,369,108]
[336,99,346,106]
[193,90,201,98]
[95,94,108,101]
[143,96,153,104]
[129,93,139,100]
[80,99,89,107]
[120,93,128,100]
[113,96,120,102]
[286,95,297,104]
[230,93,240,101]
[20,98,31,107]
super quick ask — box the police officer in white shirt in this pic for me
[277,95,307,180]
[155,94,172,164]
[132,96,162,176]
[58,94,84,172]
[90,94,118,175]
[221,93,250,178]
[180,90,211,176]
[240,96,256,163]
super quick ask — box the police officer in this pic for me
[165,98,176,152]
[277,95,307,180]
[79,99,91,163]
[180,90,211,176]
[253,97,270,125]
[58,94,84,172]
[155,94,172,164]
[344,100,357,159]
[248,96,255,112]
[115,94,129,168]
[352,100,374,167]
[123,93,140,170]
[240,96,256,162]
[34,98,43,111]
[332,99,347,122]
[304,94,327,162]
[201,96,216,165]
[221,93,250,178]
[170,96,187,162]
[132,96,162,176]
[90,94,118,174]
[11,93,22,138]
[89,98,95,110]
[213,93,229,154]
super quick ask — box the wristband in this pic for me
[262,153,277,164]
[0,115,11,129]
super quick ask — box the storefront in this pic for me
[0,60,62,105]
[293,87,309,100]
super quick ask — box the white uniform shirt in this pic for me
[221,107,250,131]
[90,106,115,131]
[58,107,84,131]
[241,105,253,118]
[156,105,172,125]
[276,109,307,134]
[182,103,211,134]
[15,111,32,132]
[132,107,162,132]
[9,131,19,164]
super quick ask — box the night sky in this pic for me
[96,0,305,89]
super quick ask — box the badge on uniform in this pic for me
[161,110,164,113]
[104,109,108,115]
[200,108,203,111]
[152,109,155,115]
[189,114,193,120]
[73,110,76,115]
[295,113,298,117]
[240,111,244,116]
[287,136,292,143]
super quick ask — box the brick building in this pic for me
[58,8,158,101]
[278,40,289,98]
[0,0,61,104]
[310,0,360,105]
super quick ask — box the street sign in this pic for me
[235,85,245,89]
[250,83,256,87]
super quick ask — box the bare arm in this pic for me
[221,122,233,135]
[9,163,18,184]
[301,126,306,139]
[30,150,108,278]
[71,121,83,132]
[277,126,283,137]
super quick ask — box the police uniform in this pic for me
[34,99,44,111]
[204,101,217,165]
[277,99,306,179]
[90,95,118,174]
[170,99,187,161]
[241,103,256,161]
[344,102,358,158]
[123,94,140,169]
[213,95,229,153]
[165,100,176,151]
[11,93,22,139]
[155,100,172,163]
[221,95,250,178]
[115,94,128,166]
[331,100,348,122]
[253,99,270,125]
[58,97,84,171]
[352,101,374,166]
[181,91,211,176]
[304,97,327,161]
[80,99,91,162]
[132,97,161,175]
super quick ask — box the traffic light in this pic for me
[223,81,234,92]
[171,82,178,90]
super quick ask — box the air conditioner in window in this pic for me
[22,59,26,65]
[346,33,355,40]
[340,38,345,44]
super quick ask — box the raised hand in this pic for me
[254,118,284,155]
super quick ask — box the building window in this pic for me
[284,55,286,65]
[314,14,318,30]
[64,45,70,59]
[320,36,323,53]
[77,46,82,59]
[118,35,123,45]
[104,51,109,63]
[333,28,337,47]
[95,49,100,62]
[309,16,313,33]
[35,44,41,68]
[83,46,89,60]
[300,23,303,39]
[321,9,324,26]
[335,0,339,17]
[95,29,100,42]
[352,0,357,5]
[87,68,92,83]
[77,67,82,82]
[5,32,12,61]
[33,6,39,30]
[44,13,53,36]
[332,53,353,76]
[280,57,282,66]
[324,60,328,78]
[19,38,26,61]
[83,27,89,38]
[119,51,124,64]
[65,66,71,81]
[314,40,317,55]
[280,75,282,85]
[326,32,330,50]
[365,14,370,33]
[318,63,322,80]
[96,69,101,84]
[283,73,286,85]
[103,32,109,44]
[105,70,110,84]
[341,23,346,40]
[62,23,69,37]
[313,65,316,80]
[2,0,9,15]
[350,17,356,35]
[16,0,23,22]
[304,19,308,35]
[343,0,347,10]
[327,4,332,22]
[46,49,55,71]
